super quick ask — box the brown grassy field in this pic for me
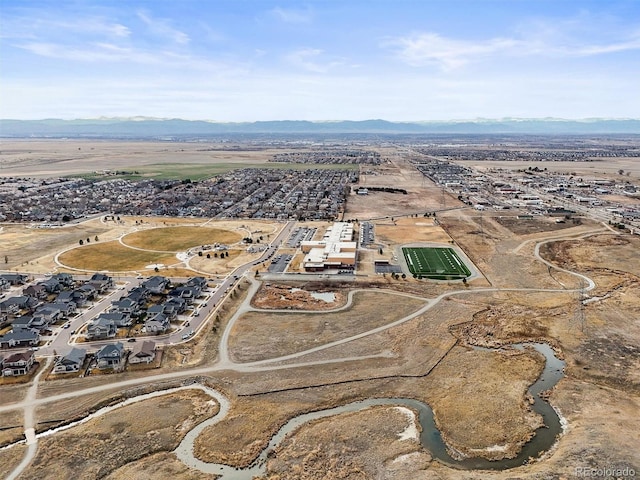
[228,291,427,362]
[57,241,178,271]
[0,445,26,479]
[122,226,242,251]
[23,389,219,480]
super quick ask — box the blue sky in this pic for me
[2,0,639,121]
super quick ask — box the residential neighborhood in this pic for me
[0,167,357,223]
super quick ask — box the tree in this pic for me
[94,236,99,242]
[86,238,90,243]
[198,251,203,257]
[401,273,406,279]
[154,266,159,272]
[206,253,211,259]
[79,239,84,245]
[4,255,8,264]
[619,169,625,175]
[214,252,218,258]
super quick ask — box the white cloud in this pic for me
[137,10,190,45]
[270,6,313,24]
[385,33,519,70]
[284,48,346,73]
[386,29,640,70]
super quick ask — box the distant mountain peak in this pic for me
[1,117,639,137]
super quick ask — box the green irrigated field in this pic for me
[402,247,471,279]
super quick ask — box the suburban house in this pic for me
[186,276,207,290]
[166,297,187,314]
[47,301,76,317]
[78,284,97,300]
[96,312,131,328]
[2,351,35,376]
[0,296,39,314]
[40,278,62,294]
[129,341,156,364]
[53,347,86,374]
[96,342,125,370]
[142,276,170,294]
[56,289,87,307]
[30,305,62,328]
[23,284,47,299]
[168,285,200,301]
[0,278,11,291]
[147,303,177,321]
[0,328,40,349]
[89,273,113,289]
[52,273,75,289]
[110,297,139,316]
[127,286,150,306]
[143,313,170,334]
[0,273,28,285]
[10,316,35,329]
[85,317,117,340]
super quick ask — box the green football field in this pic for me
[402,247,471,279]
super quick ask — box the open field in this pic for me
[0,140,356,179]
[229,290,427,362]
[453,158,640,181]
[57,241,178,272]
[122,226,242,251]
[402,247,471,279]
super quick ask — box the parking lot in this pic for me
[359,222,375,246]
[268,254,293,273]
[287,227,317,248]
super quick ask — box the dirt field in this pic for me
[345,160,463,220]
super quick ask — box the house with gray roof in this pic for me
[96,312,131,328]
[53,347,86,374]
[0,328,40,349]
[110,297,139,316]
[52,273,75,288]
[96,342,125,370]
[0,273,28,285]
[23,284,47,299]
[143,313,170,334]
[86,317,117,340]
[142,276,170,294]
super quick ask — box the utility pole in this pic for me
[573,279,587,332]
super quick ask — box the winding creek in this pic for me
[175,342,566,477]
[1,345,565,477]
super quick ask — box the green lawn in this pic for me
[402,247,471,279]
